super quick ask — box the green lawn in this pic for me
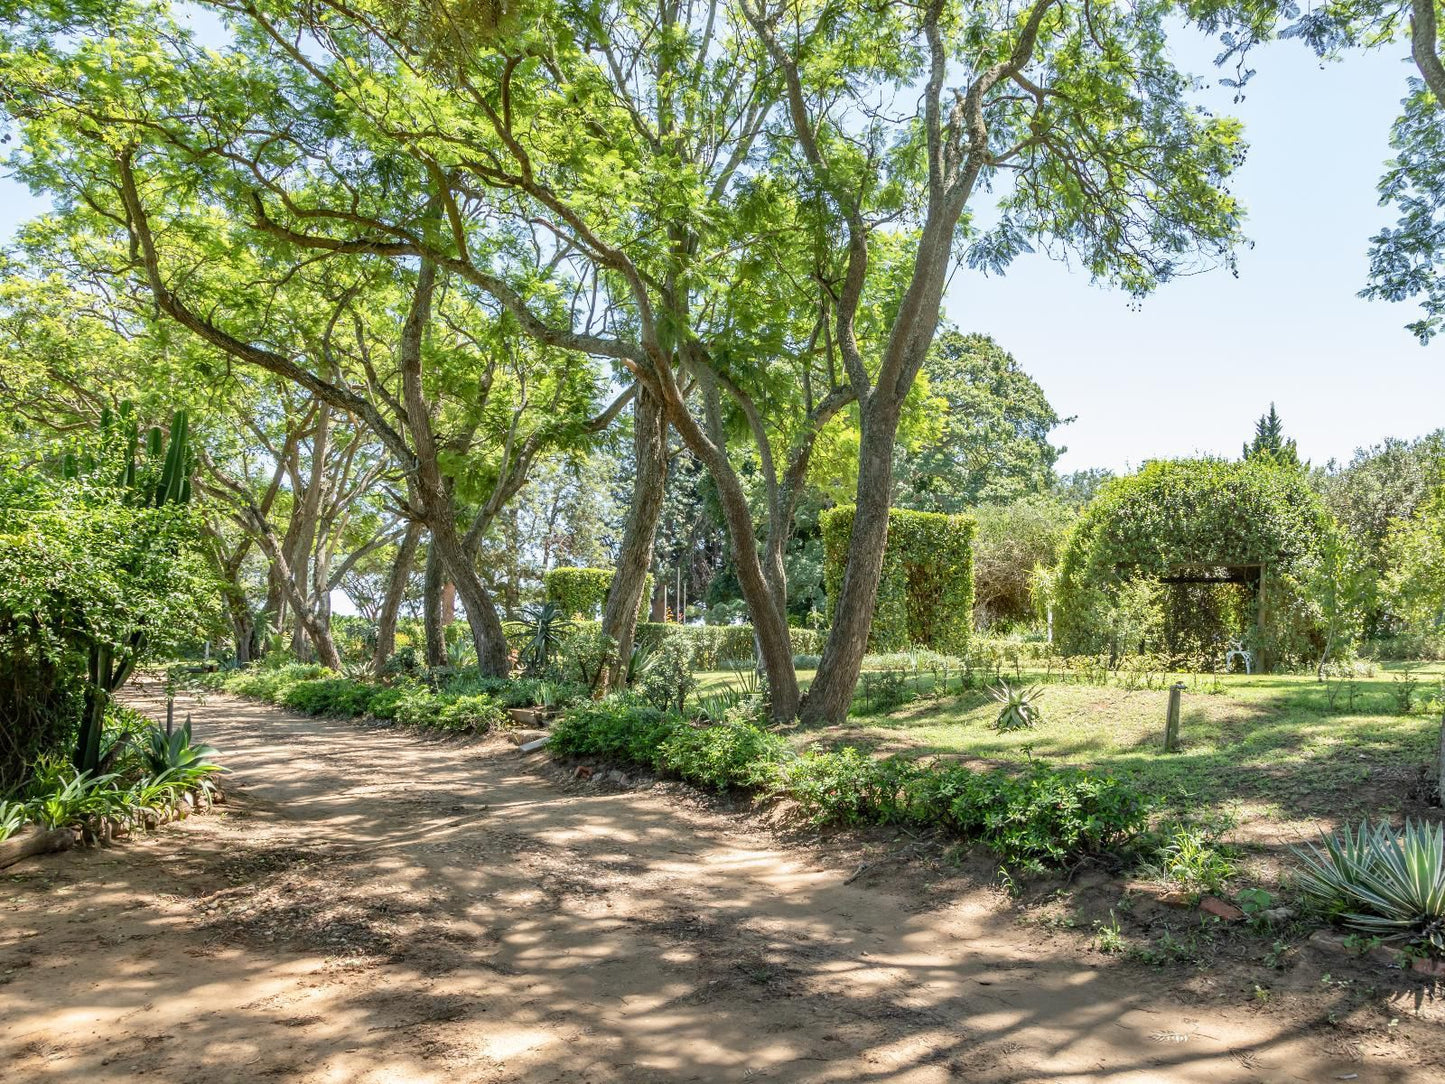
[698,662,1445,823]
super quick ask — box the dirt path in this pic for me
[1,687,1438,1082]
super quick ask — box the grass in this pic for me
[695,662,1445,823]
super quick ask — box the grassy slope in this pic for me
[699,663,1445,822]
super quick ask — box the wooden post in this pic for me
[1164,682,1184,753]
[1437,709,1445,806]
[166,695,174,738]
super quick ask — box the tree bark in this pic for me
[799,404,900,724]
[374,520,422,675]
[423,538,448,669]
[600,387,668,689]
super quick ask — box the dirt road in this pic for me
[1,686,1438,1082]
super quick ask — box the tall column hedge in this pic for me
[545,567,653,620]
[821,507,975,655]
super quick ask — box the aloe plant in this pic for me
[1293,818,1445,952]
[989,682,1044,733]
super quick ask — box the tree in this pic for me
[1382,486,1445,632]
[1242,402,1301,468]
[969,496,1077,628]
[895,332,1067,512]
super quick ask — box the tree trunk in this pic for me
[432,518,511,677]
[374,521,422,676]
[601,388,668,690]
[799,404,900,725]
[423,538,447,669]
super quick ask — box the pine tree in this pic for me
[1244,403,1300,468]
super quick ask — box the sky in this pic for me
[1,25,1439,476]
[945,33,1444,475]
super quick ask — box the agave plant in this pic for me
[513,602,573,676]
[142,717,223,782]
[1293,818,1445,951]
[989,682,1044,733]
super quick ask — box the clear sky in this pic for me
[1,25,1438,475]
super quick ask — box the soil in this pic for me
[2,682,1441,1082]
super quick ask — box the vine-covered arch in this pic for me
[1054,459,1335,669]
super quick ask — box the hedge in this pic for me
[566,620,821,669]
[821,507,975,654]
[545,567,654,620]
[1054,458,1335,667]
[550,698,1148,867]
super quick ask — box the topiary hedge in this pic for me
[544,567,654,619]
[561,620,821,670]
[1054,458,1336,668]
[821,507,975,654]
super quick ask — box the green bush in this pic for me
[545,567,654,620]
[557,621,821,671]
[656,721,787,790]
[366,687,406,720]
[279,677,376,717]
[780,748,922,825]
[225,663,331,702]
[821,506,975,654]
[1054,458,1335,668]
[435,694,506,733]
[549,698,681,765]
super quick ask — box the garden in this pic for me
[3,0,1445,1079]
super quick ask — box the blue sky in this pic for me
[1,26,1438,475]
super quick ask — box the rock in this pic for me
[572,765,593,780]
[1199,896,1244,921]
[1410,956,1445,977]
[1260,906,1295,926]
[506,729,549,746]
[604,769,629,785]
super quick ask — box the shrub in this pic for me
[545,567,654,620]
[549,699,682,765]
[279,677,376,717]
[781,749,922,825]
[821,506,975,655]
[989,682,1044,732]
[392,688,446,729]
[636,628,698,712]
[1293,818,1445,952]
[656,722,787,790]
[366,687,406,720]
[435,694,506,733]
[1140,823,1238,894]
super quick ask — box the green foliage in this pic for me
[140,716,220,782]
[559,621,821,673]
[0,419,216,789]
[634,628,698,713]
[894,332,1066,512]
[278,677,377,717]
[512,601,573,677]
[0,798,27,841]
[1382,488,1445,634]
[656,722,787,791]
[1293,819,1445,952]
[549,699,680,765]
[544,567,653,620]
[821,507,975,655]
[1143,824,1238,895]
[990,682,1044,733]
[1242,403,1301,469]
[780,748,922,826]
[968,496,1077,628]
[1055,458,1336,667]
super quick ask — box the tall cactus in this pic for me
[74,404,193,773]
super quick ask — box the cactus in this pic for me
[73,404,194,774]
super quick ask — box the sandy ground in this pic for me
[1,685,1441,1082]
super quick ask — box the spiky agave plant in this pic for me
[1293,819,1445,952]
[989,682,1044,733]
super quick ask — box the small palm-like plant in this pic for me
[1293,818,1445,952]
[989,682,1044,733]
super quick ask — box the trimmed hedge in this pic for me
[545,567,654,619]
[1054,458,1335,667]
[551,698,1147,867]
[563,620,821,670]
[821,507,975,654]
